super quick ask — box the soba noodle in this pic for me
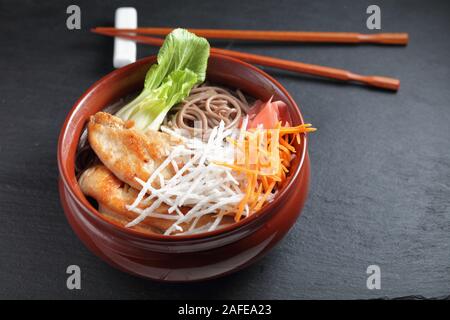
[168,85,250,134]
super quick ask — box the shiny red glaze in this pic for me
[57,54,310,282]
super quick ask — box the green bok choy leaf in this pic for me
[116,28,210,131]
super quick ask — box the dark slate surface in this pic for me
[0,0,449,299]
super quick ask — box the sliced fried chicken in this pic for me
[87,112,180,190]
[78,165,232,235]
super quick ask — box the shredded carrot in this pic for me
[254,181,276,211]
[249,175,262,210]
[278,143,291,155]
[280,125,316,134]
[213,162,259,175]
[268,174,282,182]
[280,136,296,153]
[236,175,252,222]
[217,120,316,221]
[261,175,269,191]
[296,133,301,144]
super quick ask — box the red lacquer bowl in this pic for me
[57,54,310,282]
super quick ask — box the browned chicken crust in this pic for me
[87,112,180,190]
[79,164,233,235]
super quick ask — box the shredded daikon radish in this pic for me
[126,121,246,234]
[208,212,225,232]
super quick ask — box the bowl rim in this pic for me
[58,53,308,242]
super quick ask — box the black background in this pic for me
[0,0,449,299]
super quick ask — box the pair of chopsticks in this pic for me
[92,27,408,91]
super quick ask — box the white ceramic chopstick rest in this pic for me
[113,7,137,68]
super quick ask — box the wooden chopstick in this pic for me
[95,27,409,45]
[91,28,400,91]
